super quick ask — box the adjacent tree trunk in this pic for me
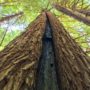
[75,9,90,16]
[47,11,90,90]
[53,3,90,26]
[0,12,23,23]
[0,12,46,90]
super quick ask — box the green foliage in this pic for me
[0,0,90,55]
[0,28,21,50]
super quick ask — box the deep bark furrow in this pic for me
[36,18,59,90]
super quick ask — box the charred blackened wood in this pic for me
[35,18,59,90]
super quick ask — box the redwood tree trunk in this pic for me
[0,11,90,90]
[0,12,23,23]
[53,4,90,26]
[47,12,90,90]
[75,9,90,16]
[0,12,46,90]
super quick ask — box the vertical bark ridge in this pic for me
[0,12,46,90]
[47,11,90,90]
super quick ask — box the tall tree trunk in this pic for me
[0,11,90,90]
[47,11,90,90]
[0,12,23,23]
[75,9,90,16]
[0,12,46,90]
[53,4,90,26]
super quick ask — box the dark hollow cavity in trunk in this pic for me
[35,17,59,90]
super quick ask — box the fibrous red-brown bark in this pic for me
[0,12,46,90]
[0,11,90,90]
[47,11,90,90]
[53,3,90,26]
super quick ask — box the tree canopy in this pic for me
[0,0,90,55]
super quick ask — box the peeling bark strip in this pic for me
[0,12,23,23]
[53,4,90,26]
[47,12,90,90]
[0,12,46,90]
